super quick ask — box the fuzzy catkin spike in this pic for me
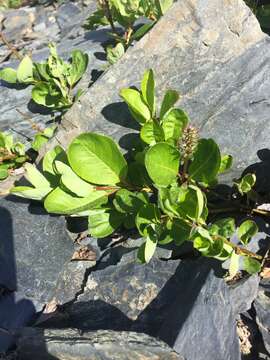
[180,125,199,160]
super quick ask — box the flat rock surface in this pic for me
[55,0,269,181]
[44,253,181,336]
[0,196,74,311]
[17,328,183,360]
[254,278,270,354]
[158,259,241,360]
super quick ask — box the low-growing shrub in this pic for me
[10,69,265,275]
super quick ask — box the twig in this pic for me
[0,32,22,61]
[16,109,43,133]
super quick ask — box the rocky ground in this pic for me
[0,0,270,359]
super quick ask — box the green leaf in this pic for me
[132,22,155,41]
[141,69,155,115]
[237,173,256,195]
[44,186,108,215]
[137,232,158,263]
[88,207,124,238]
[229,251,240,278]
[210,218,235,238]
[140,120,164,144]
[69,50,88,86]
[237,220,258,245]
[0,168,8,180]
[17,55,33,84]
[43,146,66,176]
[127,161,151,187]
[145,142,180,186]
[24,163,51,189]
[243,257,261,274]
[136,204,160,236]
[160,218,191,246]
[193,227,212,252]
[55,160,94,197]
[0,68,17,84]
[161,108,188,143]
[189,139,221,185]
[32,81,67,109]
[178,185,204,221]
[113,188,148,214]
[193,227,224,258]
[68,133,127,185]
[120,88,151,124]
[106,43,125,65]
[219,154,233,174]
[160,90,179,120]
[34,63,51,81]
[10,186,51,200]
[31,134,49,152]
[43,126,57,138]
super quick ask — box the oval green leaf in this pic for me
[145,142,180,186]
[189,139,221,184]
[68,133,127,185]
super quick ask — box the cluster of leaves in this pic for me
[10,69,264,275]
[0,132,27,180]
[0,124,56,182]
[0,43,88,111]
[83,0,173,64]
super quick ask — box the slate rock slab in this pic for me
[54,0,269,182]
[158,259,241,360]
[0,196,74,311]
[254,278,270,355]
[45,253,181,336]
[17,328,183,360]
[228,274,260,316]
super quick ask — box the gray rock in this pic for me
[17,328,183,360]
[45,254,181,335]
[2,9,35,42]
[54,0,268,183]
[0,196,74,311]
[254,279,270,355]
[56,2,81,31]
[48,260,96,306]
[158,259,241,360]
[228,275,260,316]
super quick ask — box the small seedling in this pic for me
[0,43,88,111]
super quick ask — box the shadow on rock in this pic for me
[0,206,45,355]
[101,101,140,131]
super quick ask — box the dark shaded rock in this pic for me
[17,328,183,360]
[228,275,260,316]
[254,279,270,355]
[44,254,181,335]
[54,0,268,182]
[0,293,35,353]
[48,260,96,306]
[158,260,241,360]
[0,196,74,311]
